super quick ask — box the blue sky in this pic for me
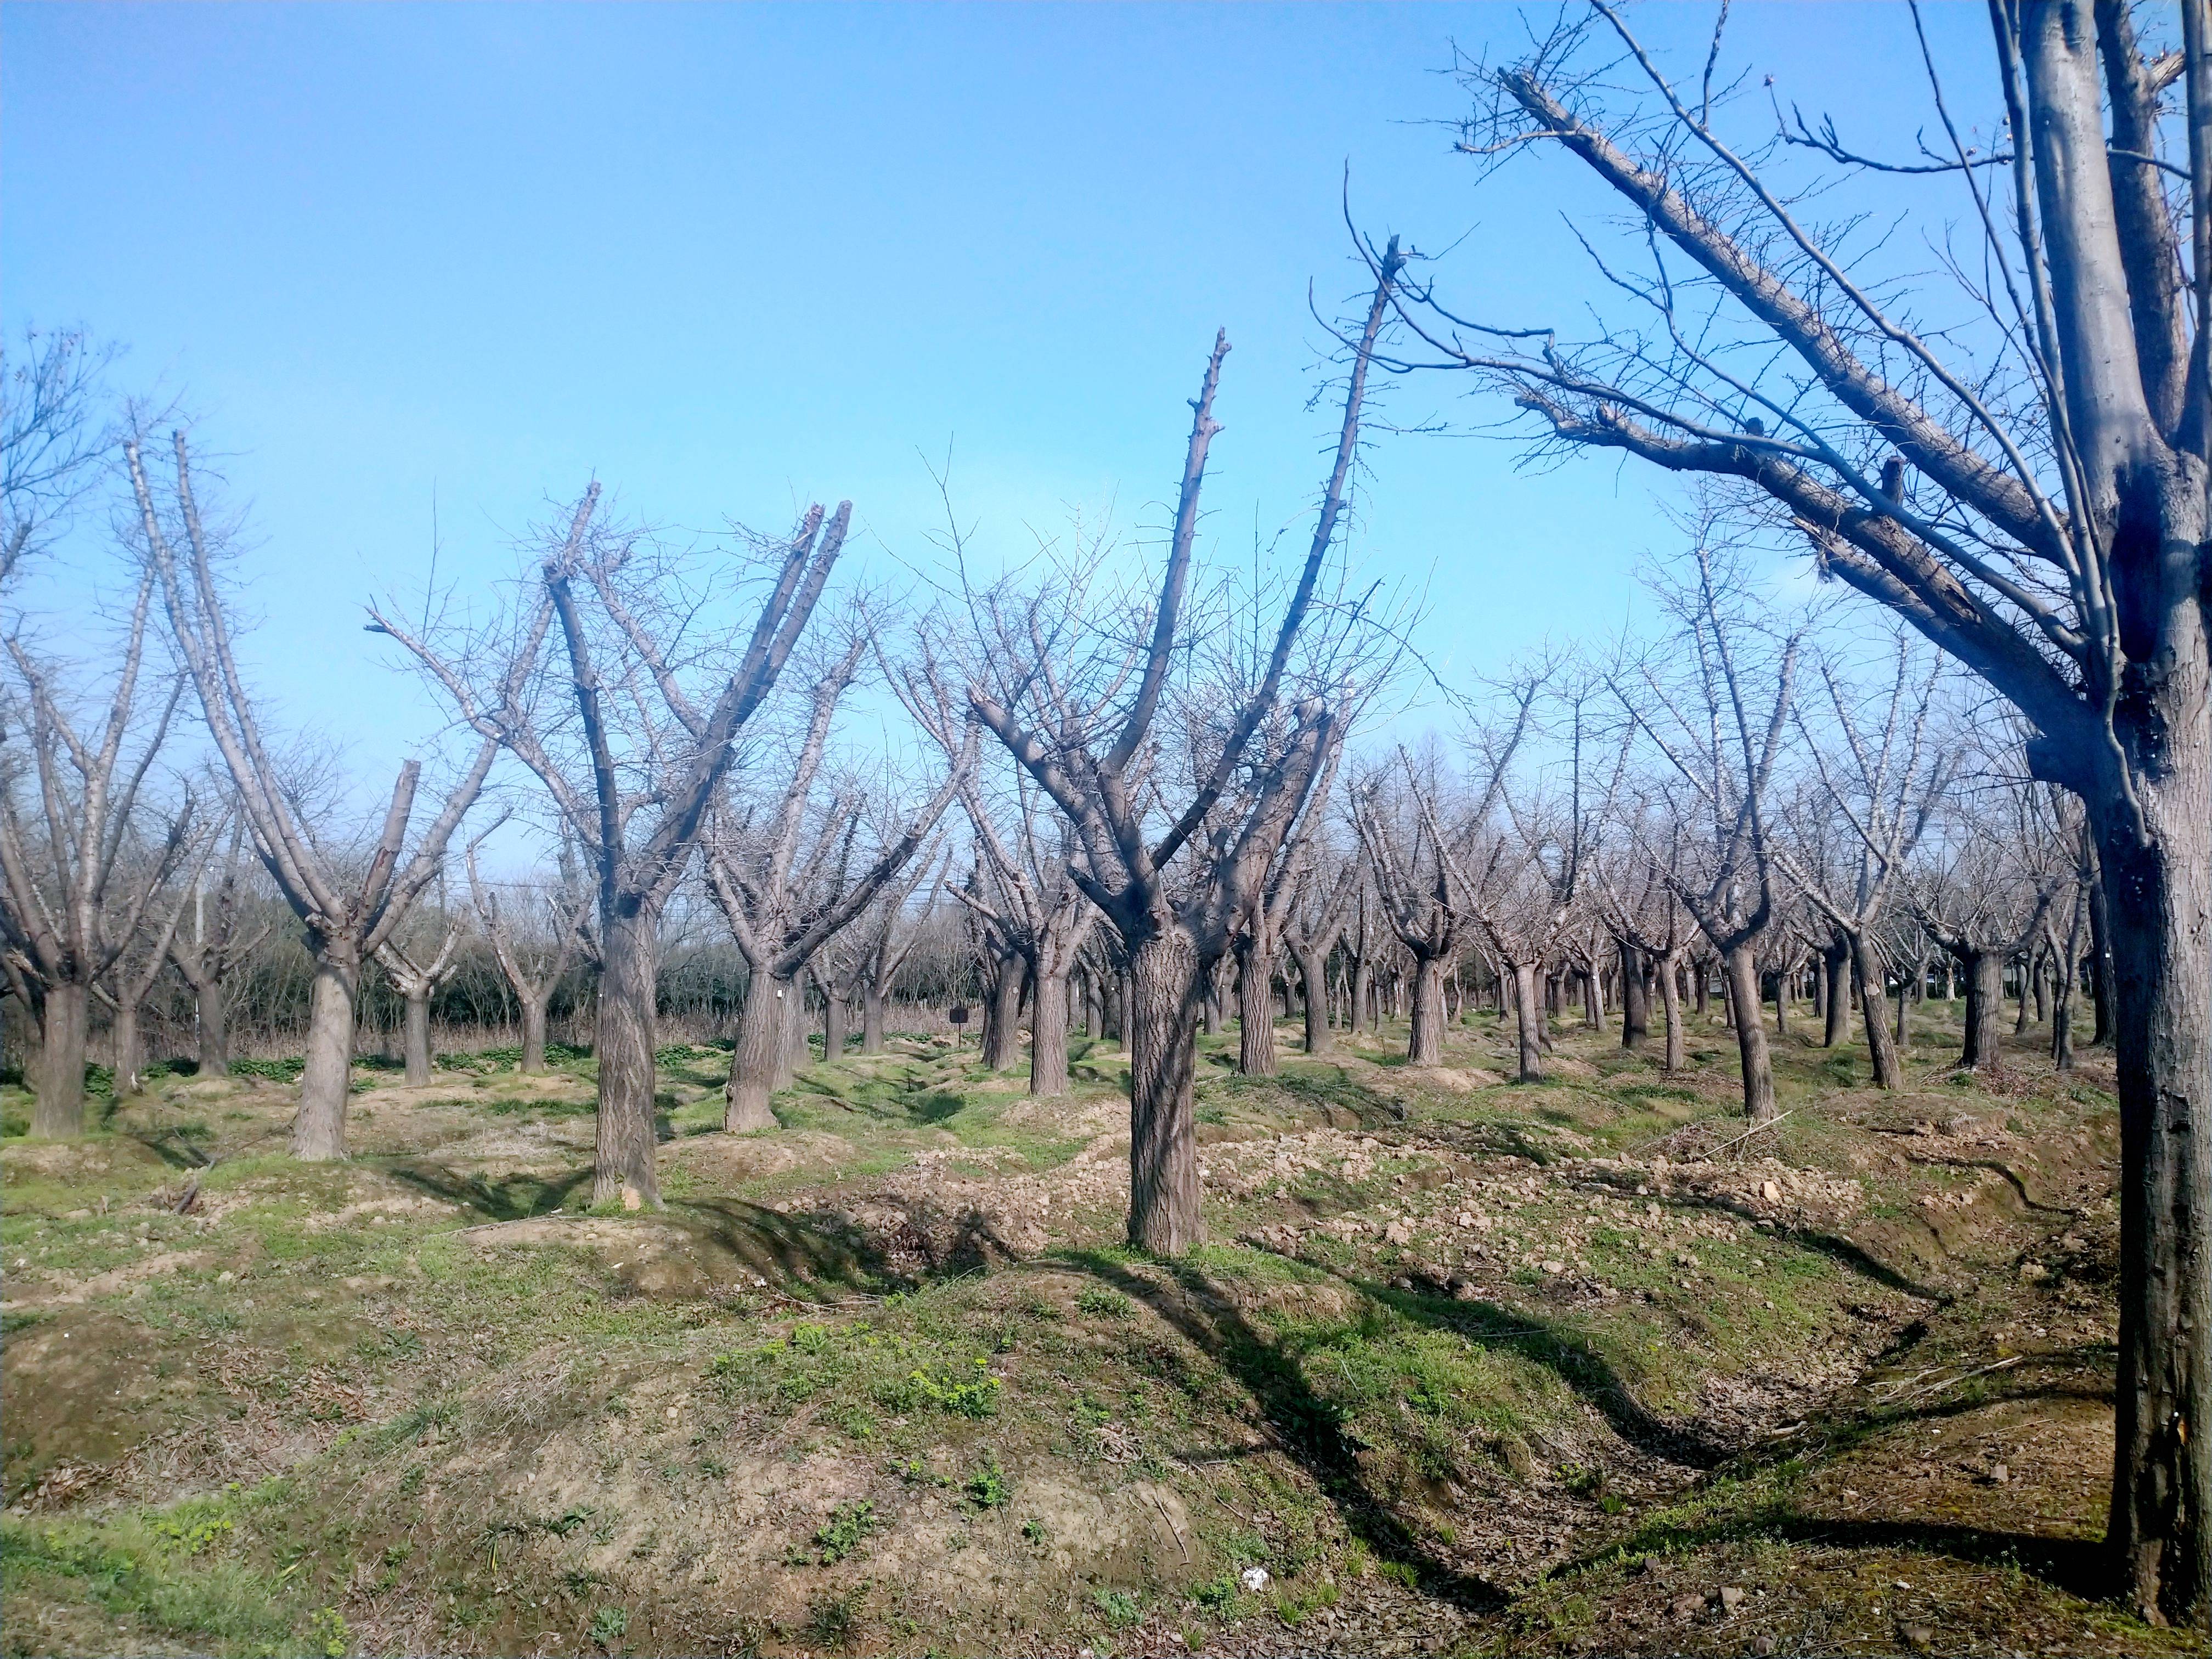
[3,2,2000,789]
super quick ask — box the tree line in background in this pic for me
[2,0,2206,1624]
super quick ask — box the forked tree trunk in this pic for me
[861,984,886,1054]
[519,994,550,1074]
[727,973,790,1132]
[1618,939,1650,1049]
[1297,949,1332,1055]
[983,954,1024,1071]
[32,981,89,1139]
[1849,935,1900,1090]
[1029,969,1070,1097]
[294,948,361,1162]
[593,907,661,1204]
[403,991,433,1087]
[1126,928,1202,1255]
[195,977,230,1077]
[1407,955,1446,1066]
[1960,949,2003,1070]
[1722,944,1778,1124]
[1509,961,1543,1084]
[1236,939,1277,1076]
[1658,954,1685,1075]
[2094,788,2211,1623]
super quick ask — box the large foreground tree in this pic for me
[1400,1,2209,1616]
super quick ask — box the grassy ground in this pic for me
[0,999,2192,1658]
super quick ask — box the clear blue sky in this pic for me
[3,2,1997,783]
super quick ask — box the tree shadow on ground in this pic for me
[385,1158,593,1221]
[1064,1249,1510,1613]
[1329,1268,1733,1470]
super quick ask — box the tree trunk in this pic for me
[726,972,790,1132]
[1029,968,1070,1097]
[1618,939,1649,1049]
[2094,792,2212,1624]
[31,980,89,1139]
[592,905,660,1205]
[1692,963,1711,1019]
[861,984,886,1054]
[1297,949,1333,1055]
[1407,953,1446,1066]
[403,990,433,1087]
[1658,954,1685,1075]
[519,993,549,1074]
[823,991,848,1064]
[1722,943,1778,1123]
[1126,928,1202,1255]
[1351,956,1373,1036]
[1850,934,1900,1091]
[195,975,230,1077]
[1821,941,1851,1047]
[112,1001,142,1097]
[1510,960,1543,1084]
[1236,937,1278,1076]
[2089,859,2114,1046]
[983,952,1024,1070]
[1960,949,2004,1070]
[779,979,808,1084]
[292,947,360,1162]
[1770,968,1790,1039]
[1105,969,1127,1048]
[2014,953,2035,1035]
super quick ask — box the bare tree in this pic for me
[375,916,462,1089]
[964,247,1401,1252]
[1776,639,1952,1088]
[466,848,590,1075]
[372,487,845,1204]
[2,328,115,586]
[133,432,493,1160]
[166,813,272,1077]
[1283,842,1362,1056]
[1399,5,2209,1605]
[704,645,967,1130]
[0,563,190,1136]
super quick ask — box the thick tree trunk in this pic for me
[1850,935,1900,1091]
[111,1002,142,1097]
[1618,939,1650,1049]
[592,905,661,1204]
[726,972,791,1132]
[1510,960,1543,1084]
[403,991,433,1087]
[31,980,89,1139]
[1350,956,1373,1036]
[779,980,808,1084]
[823,991,848,1064]
[1297,949,1333,1055]
[1722,943,1778,1124]
[1658,955,1685,1075]
[861,984,886,1054]
[1960,949,2004,1070]
[1821,941,1851,1047]
[2095,788,2212,1624]
[195,977,230,1077]
[1030,968,1070,1097]
[1236,938,1278,1076]
[519,994,549,1074]
[1692,963,1711,1019]
[1407,954,1446,1066]
[1105,969,1127,1048]
[983,952,1024,1071]
[292,947,360,1162]
[1126,928,1202,1255]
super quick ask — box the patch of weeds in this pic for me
[308,1605,351,1656]
[546,1505,596,1539]
[1092,1587,1142,1627]
[1378,1558,1419,1588]
[907,1359,1001,1418]
[398,1464,426,1496]
[792,1500,880,1566]
[1076,1285,1134,1320]
[965,1456,1010,1509]
[1192,1571,1242,1611]
[805,1583,866,1647]
[589,1605,629,1651]
[1021,1516,1048,1547]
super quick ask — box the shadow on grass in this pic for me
[384,1159,593,1221]
[1064,1249,1510,1614]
